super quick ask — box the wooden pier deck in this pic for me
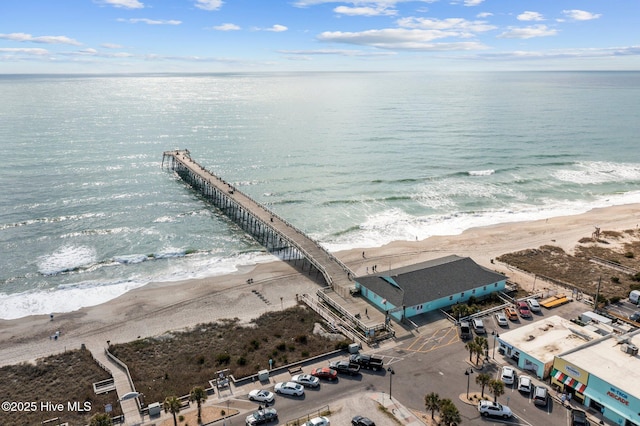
[162,150,355,297]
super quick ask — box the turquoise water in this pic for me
[1,71,640,319]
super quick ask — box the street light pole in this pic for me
[387,367,395,401]
[492,331,499,359]
[465,368,473,400]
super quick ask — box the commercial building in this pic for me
[553,330,640,426]
[496,315,601,379]
[354,255,507,321]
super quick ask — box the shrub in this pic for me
[237,357,247,366]
[611,276,620,283]
[295,335,308,344]
[625,252,635,258]
[276,342,286,351]
[215,353,230,365]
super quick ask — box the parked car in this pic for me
[504,307,518,321]
[248,389,274,403]
[245,408,278,425]
[349,354,384,371]
[533,385,549,407]
[477,400,513,418]
[500,366,516,385]
[527,298,542,313]
[303,416,330,426]
[351,415,376,426]
[471,318,486,334]
[571,409,589,426]
[291,374,320,388]
[459,320,472,339]
[518,375,532,393]
[629,311,640,322]
[274,382,304,396]
[329,360,361,376]
[494,312,509,327]
[516,301,532,318]
[311,367,338,381]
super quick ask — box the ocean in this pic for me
[1,71,640,320]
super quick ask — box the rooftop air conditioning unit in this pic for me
[628,345,639,355]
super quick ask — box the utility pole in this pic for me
[594,276,602,312]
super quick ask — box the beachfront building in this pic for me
[496,315,601,379]
[353,255,506,321]
[552,330,640,426]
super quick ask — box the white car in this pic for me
[274,381,304,396]
[248,389,275,403]
[471,318,486,334]
[518,375,532,393]
[500,366,516,385]
[526,298,541,313]
[291,374,320,388]
[478,400,513,418]
[303,416,330,426]
[494,312,508,327]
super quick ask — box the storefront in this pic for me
[550,357,589,405]
[581,375,639,426]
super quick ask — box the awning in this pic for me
[552,368,587,393]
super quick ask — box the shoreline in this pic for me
[2,202,640,366]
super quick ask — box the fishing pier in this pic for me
[162,150,392,343]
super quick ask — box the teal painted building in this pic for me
[354,255,507,320]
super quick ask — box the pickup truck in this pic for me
[349,354,384,371]
[328,360,361,376]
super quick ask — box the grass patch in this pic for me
[0,348,122,426]
[110,305,347,405]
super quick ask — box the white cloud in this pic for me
[0,33,82,46]
[334,6,397,16]
[317,28,488,50]
[195,0,223,11]
[397,17,496,33]
[213,23,240,31]
[266,25,288,32]
[101,43,124,49]
[0,47,50,55]
[118,18,182,25]
[562,9,601,21]
[477,12,492,18]
[98,0,144,9]
[463,0,484,6]
[498,24,558,39]
[517,11,544,22]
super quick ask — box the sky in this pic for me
[0,0,638,73]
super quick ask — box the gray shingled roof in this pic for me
[355,255,506,307]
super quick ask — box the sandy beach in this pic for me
[2,203,640,367]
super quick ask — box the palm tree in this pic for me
[424,392,440,420]
[473,336,488,364]
[438,398,461,426]
[89,413,112,426]
[488,379,505,402]
[465,341,478,362]
[475,373,492,397]
[163,395,181,426]
[190,386,208,424]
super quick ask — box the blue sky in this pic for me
[1,0,638,73]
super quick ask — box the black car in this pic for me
[352,415,376,426]
[571,409,588,426]
[329,360,361,375]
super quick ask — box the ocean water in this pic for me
[1,71,640,320]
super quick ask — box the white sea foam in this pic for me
[553,161,640,184]
[0,251,278,320]
[468,169,495,176]
[37,245,97,276]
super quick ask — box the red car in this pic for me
[516,301,531,318]
[310,367,338,381]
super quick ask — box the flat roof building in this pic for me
[554,330,640,426]
[496,315,601,379]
